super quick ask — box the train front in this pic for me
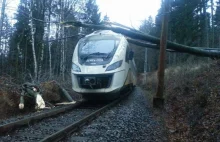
[71,31,127,100]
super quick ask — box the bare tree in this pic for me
[203,0,209,47]
[211,0,214,48]
[30,0,38,80]
[0,0,6,47]
[47,0,52,78]
[38,0,46,77]
[0,0,6,74]
[60,0,65,80]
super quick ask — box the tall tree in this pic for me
[8,0,32,78]
[0,0,6,48]
[30,0,38,80]
[83,0,101,33]
[85,0,100,24]
[102,14,110,22]
[139,16,158,72]
[46,0,53,78]
[215,0,220,47]
[211,0,214,48]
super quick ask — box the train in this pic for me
[71,30,137,100]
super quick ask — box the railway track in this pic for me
[0,92,130,142]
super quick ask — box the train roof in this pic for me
[85,30,124,38]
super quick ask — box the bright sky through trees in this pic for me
[2,0,161,28]
[2,0,217,28]
[96,0,161,28]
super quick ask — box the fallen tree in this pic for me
[62,21,220,58]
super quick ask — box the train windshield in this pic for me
[78,36,120,65]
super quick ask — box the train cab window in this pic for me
[125,48,129,63]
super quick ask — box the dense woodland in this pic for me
[136,0,220,72]
[0,0,220,81]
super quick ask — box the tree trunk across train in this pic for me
[62,21,220,58]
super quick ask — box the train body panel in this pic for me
[71,30,137,100]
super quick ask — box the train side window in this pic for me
[125,47,130,62]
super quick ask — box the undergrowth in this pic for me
[0,74,81,120]
[141,59,220,141]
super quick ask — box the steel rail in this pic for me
[40,92,130,142]
[0,101,83,134]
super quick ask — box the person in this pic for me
[19,83,45,110]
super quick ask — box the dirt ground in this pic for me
[142,60,220,141]
[0,79,80,120]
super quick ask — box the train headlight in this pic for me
[106,60,123,71]
[72,63,81,72]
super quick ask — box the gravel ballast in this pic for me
[67,87,167,142]
[0,107,96,141]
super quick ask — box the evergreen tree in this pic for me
[102,14,110,22]
[85,0,101,24]
[138,16,159,72]
[169,0,202,46]
[8,0,32,77]
[83,0,101,34]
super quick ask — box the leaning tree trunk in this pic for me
[62,20,220,58]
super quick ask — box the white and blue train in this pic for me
[71,30,137,100]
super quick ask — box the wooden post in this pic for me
[153,0,169,108]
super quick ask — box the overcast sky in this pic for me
[96,0,161,28]
[2,0,161,28]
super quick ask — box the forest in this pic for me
[0,0,220,80]
[1,0,220,141]
[135,0,220,73]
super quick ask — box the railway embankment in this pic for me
[66,87,167,142]
[0,86,167,141]
[141,60,220,141]
[0,79,81,120]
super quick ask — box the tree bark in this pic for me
[203,0,209,47]
[60,0,65,80]
[47,0,52,78]
[211,0,214,48]
[0,0,6,47]
[38,0,46,78]
[156,0,169,99]
[30,0,38,80]
[62,21,220,58]
[0,0,6,74]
